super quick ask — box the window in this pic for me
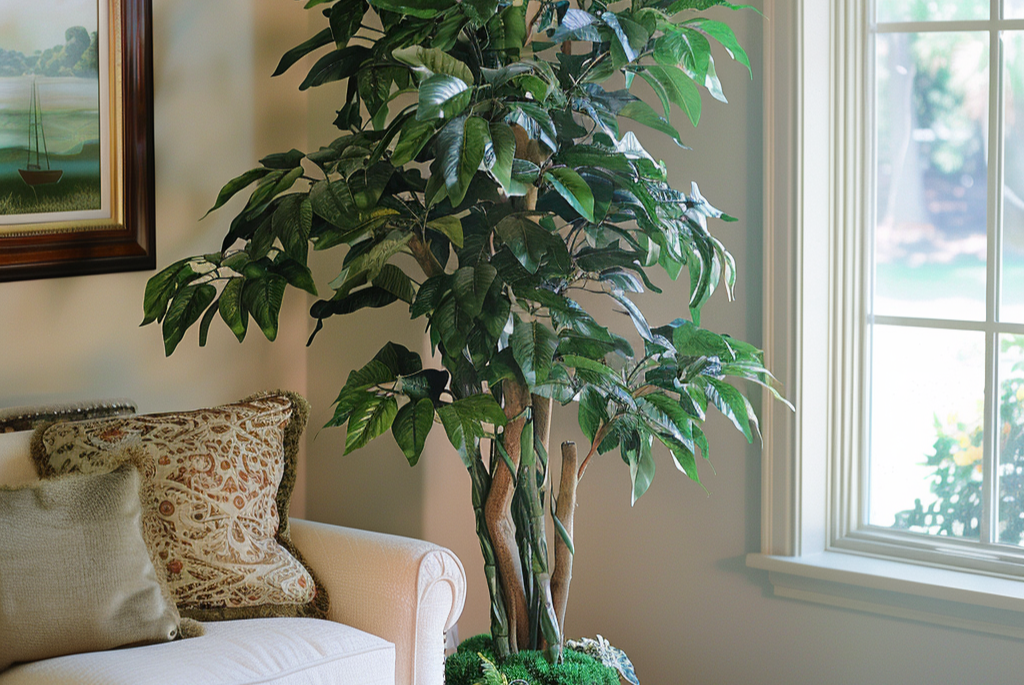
[749,0,1024,638]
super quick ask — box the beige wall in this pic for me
[5,3,1024,684]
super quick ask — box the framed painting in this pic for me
[0,0,154,282]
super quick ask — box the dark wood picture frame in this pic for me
[0,0,154,282]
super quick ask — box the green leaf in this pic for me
[641,65,702,126]
[197,298,219,347]
[247,166,303,213]
[609,289,653,342]
[348,163,394,210]
[391,118,436,166]
[665,0,758,13]
[670,319,733,358]
[663,433,701,483]
[704,54,728,103]
[260,149,305,170]
[299,45,371,90]
[417,74,471,121]
[511,318,558,385]
[488,122,517,195]
[392,398,435,465]
[205,168,272,217]
[348,358,399,391]
[687,17,752,77]
[426,216,464,248]
[602,12,649,63]
[162,283,217,356]
[273,27,334,76]
[544,168,595,223]
[494,215,548,273]
[373,263,416,303]
[626,429,656,505]
[552,512,575,556]
[554,145,635,176]
[329,0,368,47]
[272,195,313,265]
[242,274,287,341]
[438,115,488,206]
[392,46,474,85]
[218,278,248,343]
[411,275,450,319]
[368,0,450,18]
[142,259,193,325]
[486,4,527,50]
[271,257,318,296]
[463,0,499,25]
[706,378,755,443]
[433,294,472,353]
[577,387,608,444]
[551,8,602,43]
[368,342,420,377]
[310,179,355,225]
[453,263,497,317]
[345,395,399,454]
[618,100,685,146]
[437,394,507,466]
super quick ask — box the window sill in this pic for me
[746,551,1024,639]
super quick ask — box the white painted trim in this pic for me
[748,551,1024,639]
[760,0,832,559]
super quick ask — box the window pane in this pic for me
[877,0,989,22]
[1002,32,1024,322]
[1008,0,1024,19]
[875,32,989,321]
[999,335,1024,545]
[872,325,985,538]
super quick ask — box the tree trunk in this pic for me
[484,380,531,652]
[468,454,511,657]
[551,441,578,637]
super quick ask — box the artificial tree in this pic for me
[143,0,781,669]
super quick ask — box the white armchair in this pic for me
[0,425,466,685]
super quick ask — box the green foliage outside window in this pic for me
[894,337,1024,544]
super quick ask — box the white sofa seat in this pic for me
[0,618,395,685]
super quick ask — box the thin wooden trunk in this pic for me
[484,381,531,651]
[551,441,578,636]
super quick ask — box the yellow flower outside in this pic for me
[954,445,983,467]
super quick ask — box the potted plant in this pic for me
[143,0,782,680]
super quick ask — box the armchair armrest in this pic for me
[290,518,466,685]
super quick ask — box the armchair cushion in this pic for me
[32,392,328,622]
[0,464,180,671]
[0,618,394,685]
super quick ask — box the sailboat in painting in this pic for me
[19,80,63,187]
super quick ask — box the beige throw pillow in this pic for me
[33,392,328,621]
[0,464,180,671]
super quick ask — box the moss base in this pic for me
[445,635,619,685]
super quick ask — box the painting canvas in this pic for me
[0,0,111,233]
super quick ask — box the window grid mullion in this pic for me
[982,13,1007,545]
[861,0,878,540]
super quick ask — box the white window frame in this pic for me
[747,0,1024,639]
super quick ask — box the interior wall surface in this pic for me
[303,4,1024,684]
[0,0,311,513]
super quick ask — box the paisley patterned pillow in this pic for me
[31,392,329,622]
